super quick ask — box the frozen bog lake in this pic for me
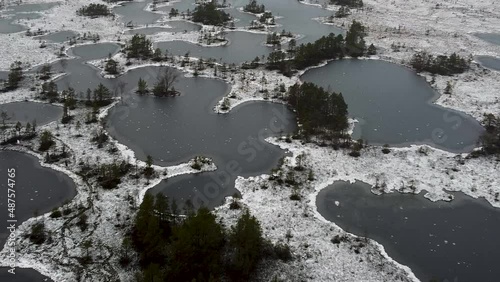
[475,55,500,72]
[0,151,76,246]
[155,32,272,64]
[0,0,498,280]
[35,30,78,43]
[301,59,484,152]
[106,74,297,208]
[0,267,53,281]
[317,181,500,282]
[0,102,63,126]
[49,43,297,209]
[0,3,56,34]
[475,33,500,46]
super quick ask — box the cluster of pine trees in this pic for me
[60,88,77,124]
[330,0,363,8]
[136,68,179,97]
[126,34,153,60]
[77,3,112,17]
[95,160,132,189]
[123,34,175,63]
[168,8,180,18]
[41,81,59,102]
[38,64,52,80]
[266,32,282,45]
[39,130,54,151]
[3,61,23,91]
[287,82,349,138]
[85,83,113,107]
[258,11,274,25]
[37,82,112,127]
[80,83,115,124]
[479,113,500,156]
[292,33,346,69]
[334,6,351,18]
[409,51,470,75]
[0,113,37,145]
[192,1,231,26]
[244,0,265,14]
[266,20,373,75]
[129,193,291,281]
[105,56,119,75]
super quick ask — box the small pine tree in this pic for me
[136,78,149,95]
[39,130,54,151]
[1,111,9,128]
[126,34,152,59]
[152,68,179,97]
[105,58,119,75]
[169,8,179,18]
[444,81,453,95]
[228,209,264,279]
[93,83,111,103]
[345,20,367,57]
[221,97,230,111]
[25,122,31,134]
[39,64,52,80]
[5,61,23,90]
[144,155,154,182]
[152,48,163,62]
[367,43,377,55]
[14,121,22,136]
[29,222,46,244]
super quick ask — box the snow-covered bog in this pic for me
[1,0,500,280]
[215,134,499,281]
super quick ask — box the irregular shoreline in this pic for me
[0,93,217,281]
[0,0,499,281]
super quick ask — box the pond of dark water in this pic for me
[0,151,77,247]
[0,267,53,281]
[301,59,484,152]
[475,33,500,46]
[475,55,500,71]
[35,30,78,43]
[0,102,63,126]
[317,181,500,282]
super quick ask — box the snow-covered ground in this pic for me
[0,32,61,70]
[271,137,500,207]
[1,0,500,281]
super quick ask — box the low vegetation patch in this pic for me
[330,0,363,8]
[3,61,23,91]
[478,113,500,156]
[39,130,55,151]
[192,1,231,26]
[77,3,112,18]
[125,34,152,59]
[266,20,370,75]
[287,82,349,142]
[244,0,265,14]
[28,222,46,244]
[410,51,470,75]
